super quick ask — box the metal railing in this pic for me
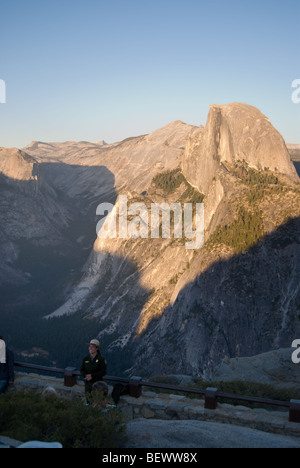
[14,361,300,423]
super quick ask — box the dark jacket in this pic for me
[0,347,15,382]
[80,352,107,392]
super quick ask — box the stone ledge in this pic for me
[11,372,300,438]
[119,390,300,438]
[13,372,85,399]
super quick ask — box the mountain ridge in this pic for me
[0,102,299,380]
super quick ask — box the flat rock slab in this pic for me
[124,419,300,449]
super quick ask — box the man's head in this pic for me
[88,339,100,355]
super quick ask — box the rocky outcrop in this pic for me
[131,217,300,378]
[0,148,71,287]
[0,148,38,181]
[0,148,71,241]
[182,103,298,195]
[181,103,299,232]
[23,122,197,323]
[0,148,115,305]
[124,418,300,448]
[211,348,300,391]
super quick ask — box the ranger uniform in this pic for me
[80,339,107,396]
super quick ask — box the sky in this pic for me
[0,0,299,148]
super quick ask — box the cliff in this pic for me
[182,103,298,194]
[0,103,299,381]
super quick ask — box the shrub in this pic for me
[209,206,265,253]
[152,168,185,193]
[0,390,126,448]
[152,169,204,202]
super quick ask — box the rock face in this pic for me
[0,148,72,288]
[0,148,38,181]
[0,146,116,311]
[0,121,196,329]
[24,120,196,193]
[211,348,300,391]
[1,103,299,383]
[131,217,300,378]
[182,103,298,195]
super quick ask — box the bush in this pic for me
[152,169,185,193]
[0,390,126,448]
[209,206,265,253]
[152,169,205,203]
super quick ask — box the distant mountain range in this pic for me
[287,144,300,162]
[0,103,299,381]
[288,144,300,178]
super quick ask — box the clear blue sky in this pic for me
[0,0,299,147]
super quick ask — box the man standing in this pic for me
[80,339,107,401]
[0,337,15,394]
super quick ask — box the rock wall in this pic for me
[12,371,300,439]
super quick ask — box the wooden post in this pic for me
[64,367,77,387]
[205,387,218,410]
[129,376,142,398]
[289,400,300,423]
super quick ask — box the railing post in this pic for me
[64,367,77,387]
[289,400,300,423]
[129,376,142,398]
[205,387,218,410]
